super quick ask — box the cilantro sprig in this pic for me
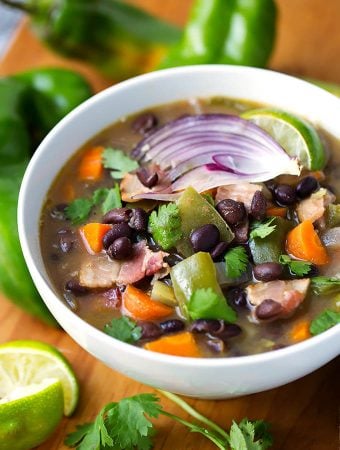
[65,186,122,224]
[188,287,237,323]
[224,246,249,280]
[103,148,139,179]
[104,317,142,343]
[148,203,182,250]
[310,309,340,336]
[65,390,273,450]
[279,255,312,277]
[250,217,277,239]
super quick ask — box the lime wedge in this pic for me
[242,108,326,170]
[0,379,63,450]
[0,340,79,416]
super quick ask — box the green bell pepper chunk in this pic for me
[15,68,92,142]
[2,0,181,80]
[249,217,293,264]
[0,162,57,326]
[326,204,340,228]
[161,0,276,69]
[171,252,236,322]
[176,187,234,257]
[0,78,31,163]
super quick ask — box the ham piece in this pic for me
[215,183,266,210]
[79,241,168,289]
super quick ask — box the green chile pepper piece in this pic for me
[15,68,93,139]
[170,252,224,319]
[176,187,234,257]
[0,162,57,326]
[326,204,340,228]
[249,217,293,264]
[0,78,31,163]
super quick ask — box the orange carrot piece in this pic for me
[78,146,104,180]
[266,206,287,218]
[144,332,201,357]
[308,170,325,182]
[290,320,311,342]
[286,220,329,265]
[123,285,173,321]
[63,183,75,202]
[80,223,111,253]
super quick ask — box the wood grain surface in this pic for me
[0,1,339,449]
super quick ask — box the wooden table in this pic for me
[0,1,339,449]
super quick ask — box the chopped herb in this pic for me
[92,188,111,205]
[65,198,93,224]
[279,255,312,277]
[148,203,182,250]
[188,287,237,323]
[311,276,340,295]
[103,147,139,179]
[104,317,142,343]
[65,391,273,450]
[225,246,249,279]
[102,185,122,213]
[310,309,340,336]
[250,217,277,239]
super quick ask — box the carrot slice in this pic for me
[286,220,329,265]
[144,332,201,357]
[78,146,104,180]
[290,320,311,342]
[266,206,287,218]
[123,285,173,321]
[80,223,111,253]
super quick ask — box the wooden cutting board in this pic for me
[0,1,339,449]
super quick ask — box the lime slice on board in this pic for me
[242,108,326,170]
[0,379,63,450]
[0,340,79,416]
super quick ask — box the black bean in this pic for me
[250,190,267,220]
[136,167,158,188]
[216,199,246,225]
[190,319,222,334]
[255,299,283,320]
[163,253,184,267]
[102,223,132,249]
[213,323,242,340]
[274,184,296,205]
[253,262,283,281]
[227,288,247,308]
[65,279,89,296]
[132,112,158,135]
[138,321,162,340]
[102,207,132,224]
[190,224,220,252]
[206,338,224,353]
[107,237,133,260]
[160,319,185,334]
[210,241,229,261]
[50,203,68,220]
[233,221,249,243]
[129,208,148,231]
[296,176,319,199]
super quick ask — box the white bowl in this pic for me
[18,66,340,398]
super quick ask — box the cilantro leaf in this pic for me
[102,185,122,213]
[188,287,237,323]
[311,276,340,295]
[64,423,94,447]
[279,255,312,276]
[104,317,142,343]
[250,218,276,239]
[310,309,340,335]
[65,198,93,225]
[92,188,111,205]
[229,419,272,450]
[224,246,249,279]
[103,148,139,179]
[148,203,182,250]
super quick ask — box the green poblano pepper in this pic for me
[160,0,277,69]
[1,0,181,80]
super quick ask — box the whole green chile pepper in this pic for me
[1,0,181,80]
[15,67,93,142]
[161,0,277,69]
